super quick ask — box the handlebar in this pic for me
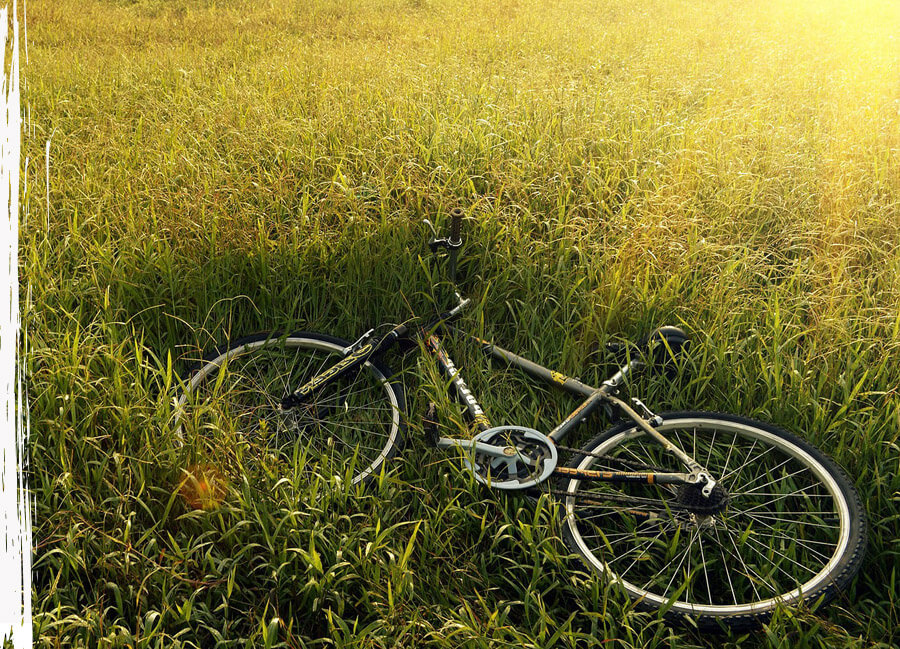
[449,207,463,245]
[424,208,464,253]
[606,325,689,369]
[424,208,465,287]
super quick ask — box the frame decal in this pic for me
[428,335,491,429]
[293,342,374,397]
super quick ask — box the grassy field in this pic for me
[23,0,900,646]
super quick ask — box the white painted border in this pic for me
[0,1,31,646]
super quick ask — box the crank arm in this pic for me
[436,437,538,465]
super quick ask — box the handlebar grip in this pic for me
[449,207,464,244]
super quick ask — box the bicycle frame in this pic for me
[180,209,865,626]
[428,325,710,489]
[284,305,714,493]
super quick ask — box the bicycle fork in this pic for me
[280,324,409,410]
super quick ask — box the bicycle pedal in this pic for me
[423,402,439,447]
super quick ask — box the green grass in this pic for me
[24,0,900,646]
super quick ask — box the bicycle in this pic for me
[173,207,866,630]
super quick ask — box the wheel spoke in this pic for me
[616,527,674,581]
[704,427,716,472]
[732,457,803,494]
[749,529,835,563]
[562,414,862,623]
[737,484,832,515]
[660,527,700,598]
[729,510,840,531]
[698,533,713,605]
[712,523,739,605]
[175,336,401,486]
[722,523,765,600]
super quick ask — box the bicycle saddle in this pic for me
[606,325,689,365]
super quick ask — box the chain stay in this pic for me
[529,487,698,515]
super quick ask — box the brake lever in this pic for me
[422,218,460,253]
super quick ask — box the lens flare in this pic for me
[178,464,227,510]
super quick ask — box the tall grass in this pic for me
[24,0,900,646]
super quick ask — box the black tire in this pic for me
[560,412,866,629]
[173,332,405,487]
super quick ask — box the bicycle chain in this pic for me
[528,486,696,514]
[551,443,667,473]
[539,444,697,514]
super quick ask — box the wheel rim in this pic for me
[174,336,401,486]
[564,417,852,617]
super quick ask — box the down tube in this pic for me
[426,334,492,431]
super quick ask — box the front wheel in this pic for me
[561,412,866,629]
[173,332,405,487]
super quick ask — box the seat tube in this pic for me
[548,391,607,442]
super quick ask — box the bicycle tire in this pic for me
[560,411,866,629]
[173,331,405,487]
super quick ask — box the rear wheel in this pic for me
[561,412,866,628]
[173,332,404,487]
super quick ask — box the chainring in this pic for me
[465,426,558,490]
